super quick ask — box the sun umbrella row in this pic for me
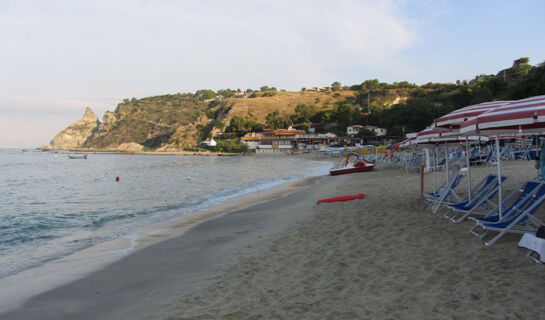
[398,94,545,220]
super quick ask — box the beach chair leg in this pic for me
[469,224,488,239]
[485,229,508,246]
[526,250,544,264]
[443,209,455,219]
[451,210,475,224]
[469,224,479,236]
[479,230,490,240]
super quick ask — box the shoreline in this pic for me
[37,147,240,157]
[0,165,329,315]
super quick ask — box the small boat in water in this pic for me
[329,152,375,176]
[68,154,88,159]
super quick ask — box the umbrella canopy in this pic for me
[388,141,403,150]
[460,95,545,135]
[458,94,545,220]
[399,137,417,148]
[434,100,511,130]
[416,128,442,141]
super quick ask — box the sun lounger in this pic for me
[428,170,466,213]
[469,181,540,225]
[425,168,463,200]
[470,182,545,246]
[444,175,508,223]
[519,233,545,263]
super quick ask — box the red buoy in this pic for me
[115,176,120,182]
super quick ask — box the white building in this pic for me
[241,130,337,153]
[201,138,217,147]
[347,125,387,136]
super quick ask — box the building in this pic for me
[241,129,337,153]
[347,125,364,136]
[347,125,387,136]
[241,129,303,153]
[201,138,217,147]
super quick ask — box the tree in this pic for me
[226,115,247,132]
[292,104,317,124]
[218,89,234,98]
[333,103,354,130]
[195,89,215,100]
[205,109,216,119]
[214,121,225,130]
[331,81,342,91]
[260,85,270,92]
[357,79,383,111]
[265,111,291,129]
[356,128,374,137]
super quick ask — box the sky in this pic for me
[1,0,544,148]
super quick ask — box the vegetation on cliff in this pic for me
[49,57,545,151]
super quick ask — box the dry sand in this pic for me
[163,160,545,320]
[3,159,545,319]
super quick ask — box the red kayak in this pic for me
[317,193,367,204]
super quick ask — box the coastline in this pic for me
[38,147,240,157]
[0,158,332,316]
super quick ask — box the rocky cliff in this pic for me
[48,107,99,150]
[45,89,409,151]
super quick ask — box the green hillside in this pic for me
[75,57,545,150]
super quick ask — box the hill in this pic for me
[45,57,545,151]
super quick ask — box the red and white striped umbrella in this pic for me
[460,95,545,135]
[458,95,545,224]
[434,100,511,131]
[416,127,442,140]
[399,136,417,148]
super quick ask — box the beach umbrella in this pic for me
[432,101,510,201]
[416,135,487,199]
[433,100,511,132]
[388,141,402,150]
[459,95,545,218]
[460,95,545,135]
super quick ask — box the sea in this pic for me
[0,149,332,280]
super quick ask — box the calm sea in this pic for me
[0,149,331,279]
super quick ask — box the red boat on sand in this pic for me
[329,153,375,176]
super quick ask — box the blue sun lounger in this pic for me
[470,181,545,246]
[444,175,508,223]
[428,170,466,213]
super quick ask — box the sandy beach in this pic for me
[3,159,545,319]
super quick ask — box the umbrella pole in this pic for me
[466,136,472,201]
[433,147,437,194]
[496,135,503,219]
[445,141,449,202]
[405,150,408,174]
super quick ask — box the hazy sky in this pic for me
[1,0,544,148]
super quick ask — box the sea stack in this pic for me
[48,107,100,150]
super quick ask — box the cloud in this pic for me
[0,0,417,147]
[0,0,416,92]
